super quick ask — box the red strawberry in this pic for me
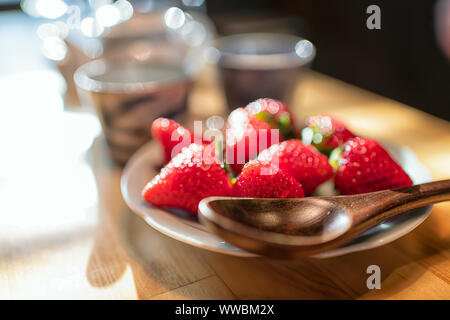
[151,118,194,163]
[225,98,296,175]
[301,114,355,155]
[246,98,295,137]
[142,143,232,214]
[232,160,304,198]
[331,137,413,195]
[258,139,333,195]
[225,107,281,174]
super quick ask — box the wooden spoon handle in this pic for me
[350,179,450,227]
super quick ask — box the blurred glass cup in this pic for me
[213,33,315,110]
[74,58,190,165]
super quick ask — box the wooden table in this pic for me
[1,12,450,300]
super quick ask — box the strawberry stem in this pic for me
[278,112,291,128]
[329,147,342,169]
[256,111,295,140]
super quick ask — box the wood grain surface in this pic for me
[0,13,449,298]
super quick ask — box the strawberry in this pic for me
[142,143,232,214]
[232,160,304,198]
[151,118,194,163]
[225,98,295,175]
[301,114,355,155]
[330,137,413,195]
[258,139,333,195]
[225,107,281,174]
[246,98,295,138]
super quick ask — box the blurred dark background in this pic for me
[207,0,450,121]
[2,0,449,120]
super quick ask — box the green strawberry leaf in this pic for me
[329,147,342,169]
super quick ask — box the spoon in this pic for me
[198,180,450,258]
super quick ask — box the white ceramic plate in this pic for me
[121,141,433,258]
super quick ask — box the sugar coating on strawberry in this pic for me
[142,143,232,214]
[331,137,413,195]
[151,118,194,163]
[232,160,304,198]
[302,114,355,155]
[258,139,333,195]
[225,107,281,174]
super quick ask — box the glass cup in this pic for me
[213,33,315,110]
[74,58,191,165]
